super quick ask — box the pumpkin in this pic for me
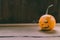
[38,4,56,31]
[39,14,56,31]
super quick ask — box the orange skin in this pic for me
[39,14,56,31]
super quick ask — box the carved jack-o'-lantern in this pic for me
[38,4,56,31]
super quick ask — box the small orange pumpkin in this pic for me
[38,4,56,31]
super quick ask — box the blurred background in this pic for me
[0,0,59,23]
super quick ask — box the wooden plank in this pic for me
[2,0,9,18]
[0,23,59,27]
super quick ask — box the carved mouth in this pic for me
[41,26,50,31]
[44,26,49,28]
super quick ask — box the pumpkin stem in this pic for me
[45,4,53,15]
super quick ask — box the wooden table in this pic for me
[0,23,60,40]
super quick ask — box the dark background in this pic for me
[0,0,59,23]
